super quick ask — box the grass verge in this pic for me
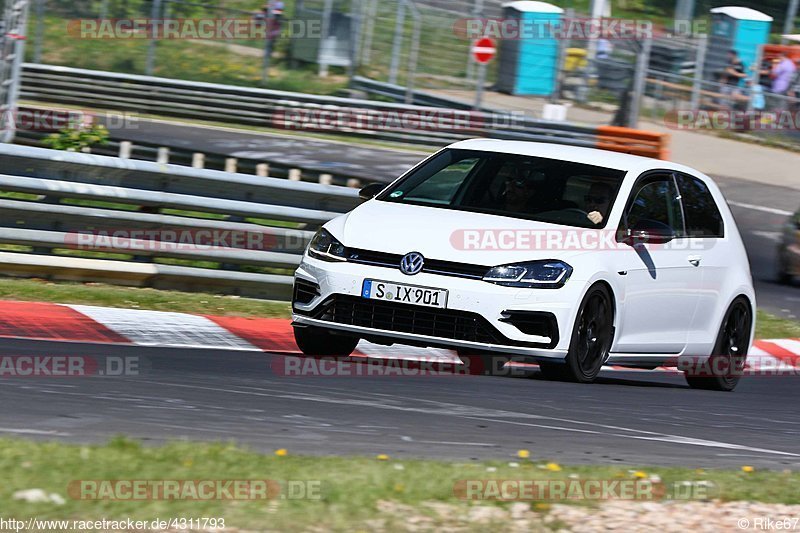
[755,309,800,339]
[0,278,797,340]
[0,278,289,318]
[1,437,798,531]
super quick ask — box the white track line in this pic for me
[130,379,800,457]
[728,201,793,217]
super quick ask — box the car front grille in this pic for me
[309,295,500,344]
[298,295,553,348]
[345,248,489,280]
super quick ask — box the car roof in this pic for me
[447,139,700,178]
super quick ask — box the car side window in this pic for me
[675,174,725,238]
[623,176,685,236]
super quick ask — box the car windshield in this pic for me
[378,148,626,229]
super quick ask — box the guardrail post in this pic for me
[347,178,361,188]
[289,168,302,181]
[256,163,269,177]
[319,173,333,185]
[119,141,132,159]
[192,153,205,168]
[225,158,237,173]
[157,147,169,164]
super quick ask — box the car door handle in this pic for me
[687,255,702,267]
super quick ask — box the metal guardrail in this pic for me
[18,63,670,158]
[0,144,362,300]
[19,63,472,144]
[13,128,366,186]
[349,76,477,110]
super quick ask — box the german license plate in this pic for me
[361,279,448,309]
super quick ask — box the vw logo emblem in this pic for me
[399,252,424,275]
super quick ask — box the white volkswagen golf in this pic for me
[292,140,756,391]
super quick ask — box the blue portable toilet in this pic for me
[704,6,772,85]
[496,1,563,96]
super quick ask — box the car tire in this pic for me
[539,283,614,383]
[685,297,751,392]
[293,326,359,356]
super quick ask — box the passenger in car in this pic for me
[498,164,542,214]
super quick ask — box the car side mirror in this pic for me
[359,183,385,201]
[621,219,676,245]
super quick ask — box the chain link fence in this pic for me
[16,0,800,143]
[355,3,800,143]
[353,1,651,127]
[642,34,800,148]
[25,0,323,89]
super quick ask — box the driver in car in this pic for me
[584,182,612,225]
[498,164,541,214]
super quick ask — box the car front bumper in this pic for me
[291,255,585,361]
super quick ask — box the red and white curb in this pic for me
[0,300,797,372]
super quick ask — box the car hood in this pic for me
[328,200,597,267]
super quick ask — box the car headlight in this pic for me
[307,228,348,262]
[483,260,572,288]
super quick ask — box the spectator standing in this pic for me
[254,1,284,58]
[722,49,748,87]
[720,49,748,109]
[770,52,796,95]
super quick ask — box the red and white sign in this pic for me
[471,37,496,64]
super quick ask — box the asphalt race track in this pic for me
[102,118,423,183]
[1,122,798,468]
[0,338,798,469]
[716,177,800,321]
